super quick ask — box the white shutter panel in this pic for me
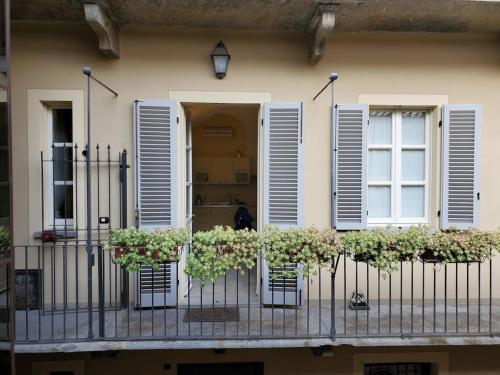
[441,104,481,229]
[262,102,304,306]
[134,99,178,307]
[135,100,178,230]
[333,104,368,230]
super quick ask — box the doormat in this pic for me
[183,307,240,322]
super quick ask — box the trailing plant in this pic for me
[340,228,399,275]
[423,228,499,263]
[0,226,10,260]
[185,226,260,284]
[103,227,188,272]
[393,225,431,262]
[262,226,340,278]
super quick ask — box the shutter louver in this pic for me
[262,102,304,306]
[333,104,368,230]
[135,100,178,230]
[441,104,481,229]
[134,99,178,307]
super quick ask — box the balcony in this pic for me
[10,243,500,352]
[5,144,500,352]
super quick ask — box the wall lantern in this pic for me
[211,40,230,79]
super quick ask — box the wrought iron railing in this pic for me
[12,243,500,344]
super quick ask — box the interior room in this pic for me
[186,103,259,233]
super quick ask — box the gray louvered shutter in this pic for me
[134,99,178,307]
[262,102,304,306]
[441,104,481,229]
[332,104,368,230]
[135,100,178,230]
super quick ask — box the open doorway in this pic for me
[186,103,259,232]
[181,103,260,306]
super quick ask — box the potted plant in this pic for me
[262,226,340,278]
[340,229,399,275]
[393,225,430,262]
[185,226,260,284]
[103,227,188,272]
[422,228,499,264]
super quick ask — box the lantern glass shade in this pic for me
[211,41,230,79]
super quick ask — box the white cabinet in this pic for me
[193,157,250,185]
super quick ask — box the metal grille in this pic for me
[139,263,172,294]
[268,265,298,293]
[137,104,172,227]
[268,107,300,225]
[447,109,477,224]
[335,105,367,229]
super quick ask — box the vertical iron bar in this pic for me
[318,266,321,335]
[445,264,448,333]
[85,71,94,340]
[97,245,104,338]
[467,262,470,333]
[478,262,481,332]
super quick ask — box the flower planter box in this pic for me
[112,245,183,264]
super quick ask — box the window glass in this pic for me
[368,150,391,181]
[402,150,425,181]
[368,186,391,218]
[402,111,425,145]
[402,186,425,218]
[368,112,392,145]
[52,108,72,143]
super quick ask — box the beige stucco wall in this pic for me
[15,345,500,374]
[9,22,500,302]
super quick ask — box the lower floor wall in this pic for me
[14,345,500,375]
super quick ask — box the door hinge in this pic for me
[176,117,179,124]
[261,118,264,126]
[437,210,441,217]
[439,120,442,127]
[477,192,480,200]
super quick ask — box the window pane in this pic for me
[368,186,391,218]
[54,185,73,220]
[53,146,73,182]
[401,186,425,218]
[402,150,425,181]
[368,112,392,145]
[402,112,425,145]
[52,108,72,143]
[368,150,391,181]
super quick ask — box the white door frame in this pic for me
[169,91,271,300]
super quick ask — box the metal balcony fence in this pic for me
[12,244,500,344]
[8,144,500,345]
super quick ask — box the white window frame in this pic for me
[368,109,430,226]
[45,105,75,229]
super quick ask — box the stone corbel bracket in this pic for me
[84,3,120,59]
[307,4,337,64]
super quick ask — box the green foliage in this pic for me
[262,226,340,278]
[103,227,188,272]
[0,226,10,260]
[425,228,499,263]
[340,228,400,275]
[185,226,260,284]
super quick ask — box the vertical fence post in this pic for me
[97,244,105,338]
[120,150,129,309]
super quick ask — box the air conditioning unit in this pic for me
[135,262,177,308]
[203,126,233,138]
